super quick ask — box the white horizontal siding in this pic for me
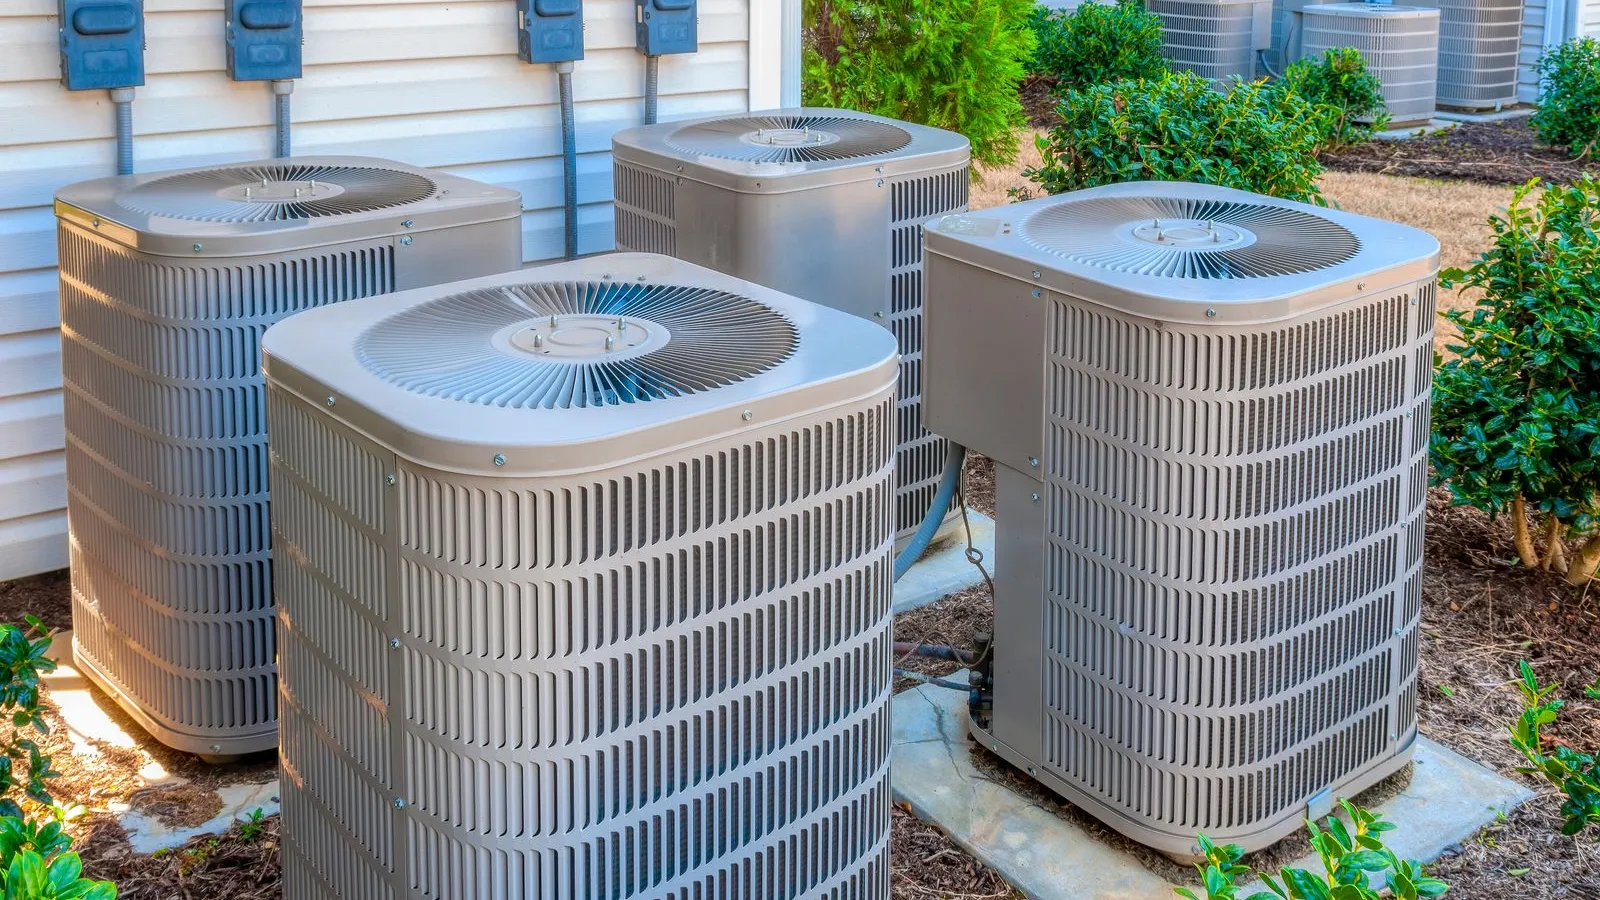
[0,0,778,582]
[1519,0,1549,101]
[1585,0,1600,36]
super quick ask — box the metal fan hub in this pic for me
[1126,218,1253,250]
[741,127,839,148]
[215,180,347,203]
[502,314,669,362]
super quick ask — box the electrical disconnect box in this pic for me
[58,0,145,90]
[518,0,584,64]
[636,0,697,55]
[225,0,302,81]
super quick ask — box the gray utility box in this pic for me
[55,157,521,757]
[922,182,1439,856]
[612,108,971,545]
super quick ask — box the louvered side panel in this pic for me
[63,223,395,756]
[887,166,968,541]
[1151,0,1260,87]
[1035,278,1435,848]
[612,162,678,255]
[274,386,898,899]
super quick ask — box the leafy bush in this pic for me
[1025,70,1329,204]
[1530,37,1600,158]
[803,0,1037,169]
[0,817,114,900]
[1510,661,1600,835]
[1176,800,1447,900]
[1276,47,1390,150]
[1431,177,1600,583]
[0,619,60,820]
[1029,0,1167,91]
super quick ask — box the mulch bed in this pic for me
[1322,119,1591,187]
[1020,74,1063,129]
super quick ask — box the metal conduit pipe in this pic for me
[272,80,293,158]
[893,442,966,581]
[111,88,134,176]
[644,55,660,124]
[557,62,578,260]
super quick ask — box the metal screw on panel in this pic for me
[1357,281,1367,290]
[210,744,221,753]
[294,188,302,198]
[602,273,612,280]
[493,453,506,466]
[245,187,253,199]
[1156,230,1166,242]
[401,220,414,228]
[875,166,884,174]
[874,311,885,318]
[1212,232,1221,243]
[550,315,559,327]
[1028,767,1036,775]
[741,410,754,421]
[1410,296,1419,305]
[1031,289,1041,299]
[1031,271,1041,280]
[616,317,626,330]
[309,180,317,194]
[533,333,544,348]
[91,218,101,227]
[1394,626,1404,635]
[385,475,396,486]
[193,243,203,252]
[876,180,884,188]
[1031,492,1040,503]
[1205,309,1217,318]
[389,638,401,649]
[400,236,413,246]
[393,798,407,810]
[675,165,683,173]
[1028,457,1038,467]
[605,335,615,351]
[325,396,336,407]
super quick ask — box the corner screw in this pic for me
[1028,457,1039,467]
[741,410,754,421]
[493,453,506,466]
[193,243,203,252]
[1031,289,1042,298]
[384,474,396,486]
[1031,271,1042,280]
[1205,309,1217,318]
[400,236,413,246]
[325,396,336,407]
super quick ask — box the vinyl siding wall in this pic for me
[0,0,782,582]
[1520,0,1600,101]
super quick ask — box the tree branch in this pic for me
[1511,495,1540,569]
[1566,534,1600,585]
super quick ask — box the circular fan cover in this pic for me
[666,115,913,164]
[118,163,438,223]
[356,281,799,409]
[1019,195,1360,279]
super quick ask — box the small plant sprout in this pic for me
[238,808,266,841]
[1509,660,1600,835]
[1175,800,1447,900]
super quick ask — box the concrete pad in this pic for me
[891,673,1534,900]
[115,781,281,854]
[1434,106,1535,123]
[1373,120,1460,141]
[894,511,997,613]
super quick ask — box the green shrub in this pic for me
[1030,0,1167,90]
[1430,177,1600,583]
[1025,70,1328,204]
[0,816,114,900]
[1531,37,1600,158]
[0,619,60,820]
[1176,801,1447,900]
[1277,47,1390,150]
[1509,661,1600,835]
[803,0,1037,169]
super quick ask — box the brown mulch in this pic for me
[0,570,72,632]
[1019,75,1063,129]
[77,814,280,900]
[1322,119,1591,187]
[890,806,1021,899]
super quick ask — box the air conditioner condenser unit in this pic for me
[611,108,970,545]
[921,182,1439,856]
[55,157,522,757]
[264,252,900,899]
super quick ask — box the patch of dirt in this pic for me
[128,784,225,829]
[1323,119,1590,187]
[891,806,1021,899]
[77,813,281,900]
[1019,75,1063,129]
[0,570,72,632]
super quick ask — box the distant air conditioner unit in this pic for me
[1434,0,1524,110]
[1300,3,1441,127]
[611,108,970,545]
[265,253,899,900]
[921,182,1438,856]
[54,157,522,758]
[1149,0,1271,86]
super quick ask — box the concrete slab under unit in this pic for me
[893,511,997,613]
[1434,106,1535,123]
[1373,119,1460,141]
[891,673,1535,900]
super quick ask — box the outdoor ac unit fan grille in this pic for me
[118,163,438,222]
[1021,196,1360,278]
[356,281,799,409]
[665,115,913,163]
[1033,279,1432,836]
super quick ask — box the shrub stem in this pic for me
[1511,496,1540,569]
